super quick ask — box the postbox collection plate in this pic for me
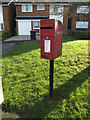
[44,40,51,53]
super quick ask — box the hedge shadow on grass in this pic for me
[2,66,88,119]
[26,66,89,118]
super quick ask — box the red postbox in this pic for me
[40,19,62,60]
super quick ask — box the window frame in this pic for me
[22,5,33,12]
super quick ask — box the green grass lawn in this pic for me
[2,39,89,119]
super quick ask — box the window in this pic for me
[37,5,45,10]
[0,6,3,23]
[0,23,3,31]
[50,5,64,14]
[33,21,40,34]
[58,7,64,12]
[76,21,88,28]
[54,6,58,12]
[22,5,32,12]
[77,6,89,14]
[0,6,2,12]
[1,23,3,30]
[33,21,40,28]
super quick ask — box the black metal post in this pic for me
[50,60,54,97]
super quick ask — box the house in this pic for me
[14,0,90,39]
[0,0,15,36]
[69,4,90,32]
[1,0,90,39]
[14,0,70,39]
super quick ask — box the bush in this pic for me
[68,30,90,39]
[2,29,9,40]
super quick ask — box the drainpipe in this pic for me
[8,0,17,36]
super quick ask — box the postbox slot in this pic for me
[40,27,54,29]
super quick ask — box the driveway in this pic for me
[0,41,22,57]
[5,35,31,42]
[1,35,37,57]
[2,41,22,56]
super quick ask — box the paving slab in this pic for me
[4,35,35,42]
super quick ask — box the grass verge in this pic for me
[2,40,89,119]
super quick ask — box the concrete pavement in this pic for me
[2,41,22,56]
[1,36,30,57]
[5,35,31,42]
[4,35,40,42]
[1,35,39,57]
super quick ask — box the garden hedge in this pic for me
[2,29,9,40]
[68,30,90,39]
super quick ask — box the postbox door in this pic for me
[41,36,55,60]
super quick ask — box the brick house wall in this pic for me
[76,14,89,31]
[16,4,49,35]
[63,6,69,35]
[16,5,49,17]
[16,4,69,35]
[3,3,15,36]
[3,6,10,32]
[71,6,89,31]
[71,6,77,31]
[2,2,90,37]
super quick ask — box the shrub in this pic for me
[68,30,90,39]
[2,29,9,40]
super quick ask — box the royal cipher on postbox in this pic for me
[40,19,62,60]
